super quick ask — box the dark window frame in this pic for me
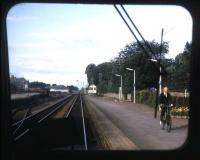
[1,0,200,160]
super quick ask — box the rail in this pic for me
[13,95,73,141]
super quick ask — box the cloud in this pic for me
[25,15,133,58]
[8,5,192,86]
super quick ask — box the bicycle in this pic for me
[160,104,172,132]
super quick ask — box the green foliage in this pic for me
[97,81,107,95]
[85,64,97,85]
[162,42,191,90]
[136,89,156,107]
[85,41,191,94]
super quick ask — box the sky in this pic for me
[6,3,192,88]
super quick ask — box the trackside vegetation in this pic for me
[85,40,191,98]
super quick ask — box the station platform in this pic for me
[84,95,188,150]
[11,92,40,100]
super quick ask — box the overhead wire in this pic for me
[114,4,168,76]
[114,4,169,118]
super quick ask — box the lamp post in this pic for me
[114,74,123,101]
[126,68,136,104]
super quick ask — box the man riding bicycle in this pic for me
[159,86,173,129]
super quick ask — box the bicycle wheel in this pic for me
[166,115,172,132]
[161,114,166,130]
[162,121,165,130]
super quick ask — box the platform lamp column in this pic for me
[159,66,162,95]
[114,74,123,101]
[121,75,123,100]
[126,68,136,104]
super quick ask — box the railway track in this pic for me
[13,93,88,151]
[12,95,73,140]
[64,94,88,150]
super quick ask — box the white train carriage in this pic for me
[87,84,97,95]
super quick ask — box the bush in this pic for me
[97,81,107,95]
[136,89,190,115]
[136,89,156,107]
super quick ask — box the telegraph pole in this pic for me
[155,28,164,118]
[133,69,136,104]
[159,28,164,95]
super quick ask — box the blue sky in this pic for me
[7,3,192,88]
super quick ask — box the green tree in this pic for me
[95,62,115,94]
[115,40,169,97]
[172,42,191,90]
[85,64,97,85]
[97,81,107,95]
[85,40,169,97]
